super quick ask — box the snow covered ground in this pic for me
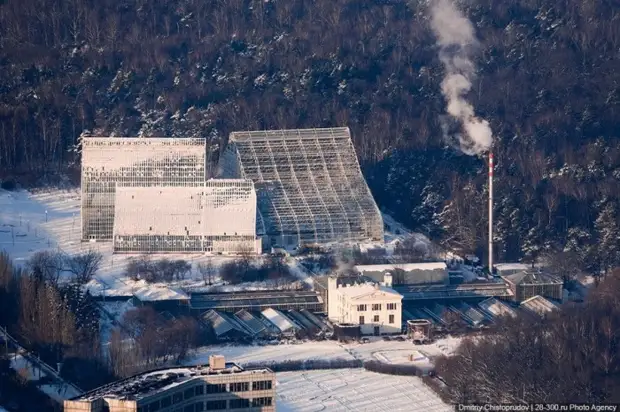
[187,336,462,368]
[276,369,451,412]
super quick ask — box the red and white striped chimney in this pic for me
[488,152,494,276]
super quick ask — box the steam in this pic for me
[430,0,492,155]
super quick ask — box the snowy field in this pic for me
[276,369,451,412]
[0,189,306,296]
[186,336,462,368]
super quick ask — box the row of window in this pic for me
[141,381,273,412]
[359,314,395,325]
[356,303,398,312]
[143,397,273,412]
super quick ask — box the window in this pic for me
[196,403,205,412]
[387,303,397,310]
[252,380,273,391]
[389,314,395,324]
[229,398,250,409]
[206,400,227,410]
[230,382,249,392]
[184,405,194,412]
[359,315,365,325]
[252,397,273,407]
[195,385,204,395]
[206,383,227,394]
[173,393,183,403]
[372,304,382,311]
[357,304,367,311]
[161,397,172,408]
[373,315,380,322]
[149,401,161,412]
[184,387,195,399]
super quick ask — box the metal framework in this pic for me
[112,180,258,254]
[81,137,206,241]
[219,127,383,248]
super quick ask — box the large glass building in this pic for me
[218,127,383,249]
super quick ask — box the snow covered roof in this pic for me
[132,285,189,302]
[494,263,531,272]
[478,298,517,318]
[520,295,559,316]
[71,363,272,402]
[503,270,562,286]
[234,310,267,336]
[336,282,403,300]
[201,310,245,337]
[355,262,447,273]
[261,308,299,333]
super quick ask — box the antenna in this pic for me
[488,152,494,277]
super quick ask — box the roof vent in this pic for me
[209,355,226,370]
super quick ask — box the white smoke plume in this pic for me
[430,0,492,155]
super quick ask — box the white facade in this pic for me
[112,180,259,254]
[327,277,403,335]
[81,137,206,241]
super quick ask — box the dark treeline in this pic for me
[0,250,202,391]
[0,251,112,390]
[1,0,619,268]
[436,269,620,403]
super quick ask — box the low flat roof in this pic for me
[71,363,272,403]
[355,262,447,272]
[189,290,323,310]
[394,282,513,300]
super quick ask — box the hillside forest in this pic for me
[1,0,619,272]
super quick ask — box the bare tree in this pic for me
[67,250,103,284]
[27,250,65,285]
[197,259,216,285]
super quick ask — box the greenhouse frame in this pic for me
[219,127,383,249]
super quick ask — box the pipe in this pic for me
[488,152,494,276]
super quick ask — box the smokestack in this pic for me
[488,152,493,276]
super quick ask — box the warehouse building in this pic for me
[112,180,260,254]
[218,127,384,250]
[81,137,206,241]
[189,290,324,313]
[354,262,449,286]
[64,355,275,412]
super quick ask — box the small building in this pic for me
[502,270,563,303]
[520,295,559,317]
[354,262,449,286]
[406,319,432,343]
[333,323,362,342]
[327,277,403,335]
[64,355,275,412]
[131,285,190,312]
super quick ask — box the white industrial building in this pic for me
[354,262,449,285]
[327,276,403,335]
[218,127,384,250]
[81,137,206,241]
[112,180,260,254]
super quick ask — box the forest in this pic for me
[0,0,619,270]
[436,269,620,403]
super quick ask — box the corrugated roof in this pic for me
[355,262,447,272]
